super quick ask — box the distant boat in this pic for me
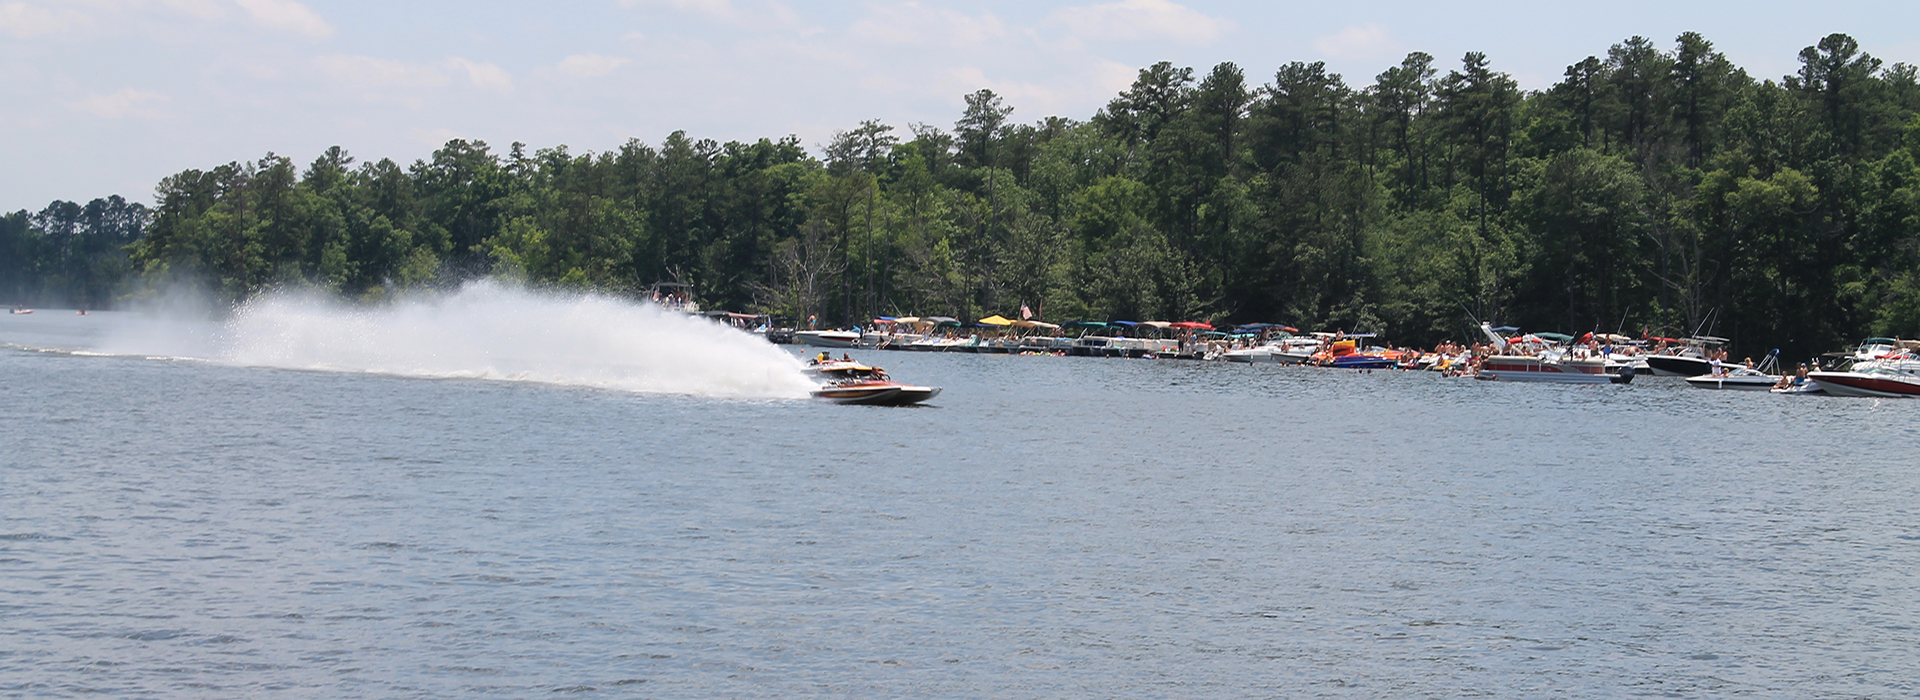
[8,308,31,314]
[1643,336,1728,376]
[1472,323,1633,384]
[791,329,860,347]
[1684,350,1782,391]
[1477,354,1631,384]
[1684,369,1778,390]
[1807,367,1920,398]
[1222,336,1319,364]
[1808,345,1920,397]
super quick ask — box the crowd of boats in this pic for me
[774,314,1920,402]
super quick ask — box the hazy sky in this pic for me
[5,0,1918,209]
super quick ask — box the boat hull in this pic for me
[795,331,862,348]
[1684,375,1777,390]
[811,383,941,406]
[1224,348,1307,364]
[1329,355,1398,369]
[1477,356,1632,384]
[1806,371,1920,398]
[1645,355,1712,377]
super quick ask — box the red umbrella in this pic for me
[1170,321,1214,330]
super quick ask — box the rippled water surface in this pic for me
[5,311,1920,698]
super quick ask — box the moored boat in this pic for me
[1805,368,1920,398]
[1684,351,1782,390]
[1477,354,1631,383]
[794,330,863,348]
[1643,336,1728,377]
[1684,371,1778,390]
[1473,323,1633,384]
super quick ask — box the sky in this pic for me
[4,0,1920,210]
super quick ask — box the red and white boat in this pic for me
[1806,368,1920,398]
[806,359,941,406]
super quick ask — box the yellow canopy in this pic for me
[977,315,1014,326]
[892,316,920,324]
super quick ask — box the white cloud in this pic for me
[408,127,465,148]
[68,89,167,118]
[232,0,332,38]
[620,0,812,34]
[852,2,1005,47]
[159,0,227,21]
[446,57,513,93]
[1312,24,1398,60]
[621,0,736,22]
[947,65,1058,109]
[0,2,90,37]
[314,54,449,88]
[1047,0,1230,45]
[557,54,629,77]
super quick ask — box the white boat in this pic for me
[794,330,862,348]
[1684,352,1782,390]
[1222,336,1319,364]
[1477,354,1631,383]
[1771,379,1825,394]
[1473,323,1632,384]
[1684,371,1778,390]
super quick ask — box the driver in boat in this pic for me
[814,351,830,364]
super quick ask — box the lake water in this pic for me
[4,297,1919,698]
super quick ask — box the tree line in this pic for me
[7,32,1920,358]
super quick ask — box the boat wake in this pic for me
[94,281,816,399]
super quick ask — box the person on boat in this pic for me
[814,351,830,364]
[841,353,852,362]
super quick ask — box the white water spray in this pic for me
[99,281,817,399]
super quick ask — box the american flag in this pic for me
[1020,304,1032,320]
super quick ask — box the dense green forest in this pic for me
[8,32,1920,358]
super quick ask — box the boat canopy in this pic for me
[1170,321,1214,330]
[892,316,920,324]
[1012,319,1060,329]
[1063,320,1107,328]
[1139,320,1172,329]
[1533,331,1575,343]
[977,315,1014,326]
[1490,326,1521,333]
[1109,320,1139,327]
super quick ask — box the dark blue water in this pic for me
[5,311,1919,698]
